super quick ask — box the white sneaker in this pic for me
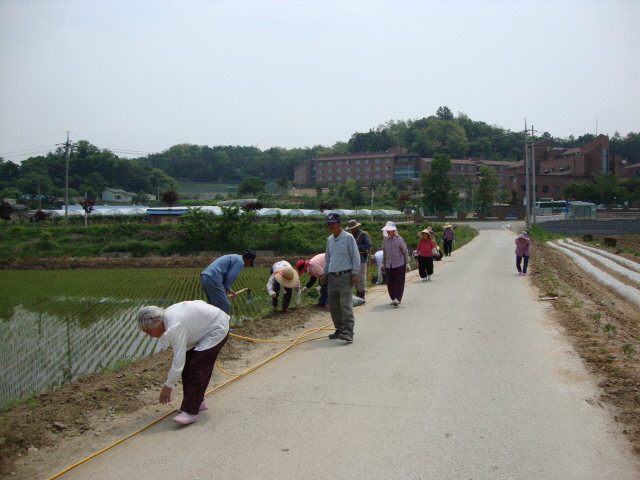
[427,275,431,281]
[173,412,198,425]
[392,298,399,306]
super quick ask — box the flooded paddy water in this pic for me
[0,267,277,407]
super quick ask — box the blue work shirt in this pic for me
[201,254,244,289]
[323,229,360,275]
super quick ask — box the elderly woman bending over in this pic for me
[137,300,229,425]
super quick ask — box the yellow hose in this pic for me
[46,272,424,479]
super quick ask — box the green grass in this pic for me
[0,266,323,325]
[528,223,565,242]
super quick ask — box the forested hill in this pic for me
[136,144,326,182]
[131,107,640,182]
[2,108,639,203]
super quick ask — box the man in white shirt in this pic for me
[137,300,229,425]
[319,213,360,342]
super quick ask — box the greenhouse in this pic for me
[47,205,403,219]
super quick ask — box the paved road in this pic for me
[62,225,640,479]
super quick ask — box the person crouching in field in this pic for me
[296,254,329,308]
[266,261,301,313]
[137,300,229,425]
[200,249,256,314]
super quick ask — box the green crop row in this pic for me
[0,218,476,258]
[0,266,327,407]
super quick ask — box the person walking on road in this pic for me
[515,231,531,275]
[345,219,372,300]
[200,250,256,314]
[381,221,411,306]
[137,300,229,425]
[416,228,437,281]
[320,213,360,342]
[267,261,301,312]
[296,254,329,308]
[442,223,455,256]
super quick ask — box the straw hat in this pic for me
[417,228,432,238]
[274,266,300,288]
[443,223,453,229]
[345,219,361,231]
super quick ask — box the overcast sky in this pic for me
[1,0,638,164]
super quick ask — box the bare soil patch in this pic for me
[529,234,640,454]
[0,307,332,478]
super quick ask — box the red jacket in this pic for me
[416,238,436,257]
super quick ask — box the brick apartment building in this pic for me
[293,147,422,185]
[293,134,632,205]
[293,147,514,190]
[508,134,630,203]
[421,157,515,191]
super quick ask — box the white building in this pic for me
[101,188,136,203]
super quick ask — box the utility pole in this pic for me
[64,132,71,228]
[524,120,530,229]
[37,175,41,211]
[370,185,375,221]
[531,125,537,224]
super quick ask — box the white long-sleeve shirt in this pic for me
[158,300,230,388]
[266,260,301,296]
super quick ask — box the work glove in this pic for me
[405,263,411,272]
[301,287,308,294]
[269,292,277,298]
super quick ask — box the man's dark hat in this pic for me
[326,213,341,223]
[243,249,257,266]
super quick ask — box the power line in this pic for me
[0,145,59,157]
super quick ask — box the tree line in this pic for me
[1,107,638,210]
[1,140,174,207]
[346,106,640,164]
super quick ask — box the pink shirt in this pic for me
[515,237,531,256]
[306,254,325,278]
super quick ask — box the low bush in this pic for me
[0,219,477,259]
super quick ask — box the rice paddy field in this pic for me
[0,266,302,407]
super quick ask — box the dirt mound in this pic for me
[530,235,640,454]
